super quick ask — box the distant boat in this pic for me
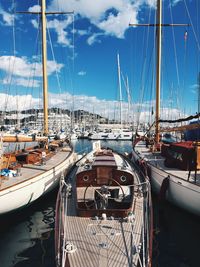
[131,0,200,216]
[88,128,133,140]
[70,132,78,140]
[0,0,77,215]
[55,141,153,267]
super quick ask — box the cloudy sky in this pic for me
[0,0,199,122]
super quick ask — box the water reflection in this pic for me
[152,195,200,267]
[0,191,57,267]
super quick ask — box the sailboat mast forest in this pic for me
[131,0,200,216]
[0,0,77,215]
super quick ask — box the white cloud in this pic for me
[87,33,102,45]
[75,29,89,36]
[78,71,86,76]
[0,56,63,78]
[2,77,40,88]
[0,5,13,26]
[47,17,73,46]
[0,90,184,124]
[146,0,157,8]
[31,16,73,46]
[172,0,182,6]
[28,5,41,12]
[190,83,198,94]
[47,60,64,76]
[31,19,39,29]
[0,0,158,38]
[49,0,123,20]
[0,1,158,45]
[98,3,138,38]
[48,0,156,40]
[0,93,40,111]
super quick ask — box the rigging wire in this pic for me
[166,0,183,117]
[169,0,183,118]
[183,0,200,52]
[23,12,41,125]
[47,26,62,96]
[136,6,154,131]
[183,0,200,114]
[128,16,136,126]
[182,28,189,114]
[169,0,180,90]
[149,11,157,126]
[3,0,17,115]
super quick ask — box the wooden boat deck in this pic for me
[60,153,146,267]
[0,147,72,190]
[63,203,143,267]
[135,141,200,185]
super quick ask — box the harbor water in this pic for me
[0,139,200,267]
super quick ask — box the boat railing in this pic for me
[129,161,153,267]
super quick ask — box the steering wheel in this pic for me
[108,177,125,200]
[83,178,125,210]
[83,185,101,209]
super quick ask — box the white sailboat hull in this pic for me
[89,131,133,140]
[132,142,200,216]
[150,164,200,216]
[0,152,77,215]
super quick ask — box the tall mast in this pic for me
[155,0,162,143]
[41,0,48,135]
[17,1,74,136]
[126,76,131,125]
[117,53,123,126]
[129,0,188,142]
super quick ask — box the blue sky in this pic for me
[0,0,199,122]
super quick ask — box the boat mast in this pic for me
[155,0,162,144]
[16,1,74,136]
[129,0,188,142]
[41,0,49,135]
[117,53,123,126]
[40,0,74,135]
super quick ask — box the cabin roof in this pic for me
[170,141,194,149]
[92,160,116,167]
[94,155,115,161]
[77,150,133,175]
[92,154,116,167]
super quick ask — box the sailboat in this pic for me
[55,141,153,267]
[89,54,133,141]
[0,0,77,215]
[131,0,200,216]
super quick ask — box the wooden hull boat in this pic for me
[0,1,79,215]
[0,139,77,215]
[55,143,153,267]
[132,140,200,216]
[2,134,47,143]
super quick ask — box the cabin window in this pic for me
[120,175,127,182]
[84,164,90,170]
[83,175,89,182]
